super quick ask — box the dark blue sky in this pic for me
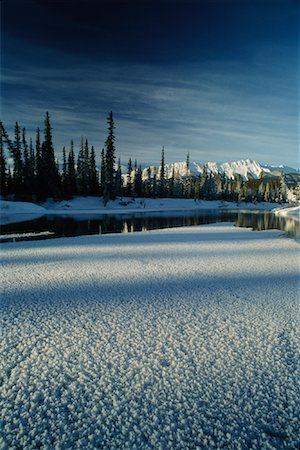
[1,0,299,167]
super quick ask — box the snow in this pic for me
[0,231,54,241]
[0,200,45,214]
[143,159,268,180]
[274,205,300,220]
[42,197,282,215]
[0,201,47,225]
[1,224,299,449]
[262,164,299,175]
[0,198,291,230]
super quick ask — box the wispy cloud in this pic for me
[1,55,298,167]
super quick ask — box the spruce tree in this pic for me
[100,148,106,196]
[104,111,116,202]
[127,157,132,197]
[152,168,157,198]
[29,138,35,181]
[67,140,77,196]
[42,112,59,198]
[186,152,190,175]
[169,165,175,197]
[279,174,287,203]
[145,167,152,197]
[84,139,90,195]
[159,146,165,197]
[35,128,43,194]
[22,128,31,193]
[76,137,85,195]
[62,146,67,196]
[89,145,99,196]
[134,164,143,197]
[115,157,122,197]
[0,127,7,195]
[13,122,23,194]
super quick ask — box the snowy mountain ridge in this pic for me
[141,159,297,181]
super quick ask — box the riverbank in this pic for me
[1,224,299,449]
[274,205,300,220]
[0,196,289,220]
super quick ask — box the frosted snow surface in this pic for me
[1,224,299,449]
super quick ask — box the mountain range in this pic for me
[141,159,299,181]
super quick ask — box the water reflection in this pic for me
[0,210,299,243]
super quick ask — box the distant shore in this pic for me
[1,197,294,218]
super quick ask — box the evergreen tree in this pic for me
[89,145,99,196]
[22,128,31,193]
[279,174,287,203]
[62,146,68,196]
[12,122,23,194]
[134,164,143,197]
[169,165,175,197]
[152,168,157,198]
[6,169,12,195]
[159,146,165,197]
[84,139,90,195]
[35,128,43,193]
[232,174,244,202]
[67,140,77,196]
[42,112,59,198]
[144,167,152,197]
[76,137,85,195]
[115,157,122,197]
[104,111,116,202]
[213,173,223,199]
[0,127,7,195]
[186,152,190,175]
[194,175,202,199]
[127,157,133,197]
[29,138,35,181]
[100,148,106,196]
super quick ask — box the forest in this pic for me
[0,111,288,204]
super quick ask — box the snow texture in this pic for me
[1,224,299,449]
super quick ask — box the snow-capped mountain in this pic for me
[261,164,299,175]
[141,159,285,181]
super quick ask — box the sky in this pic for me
[1,0,299,168]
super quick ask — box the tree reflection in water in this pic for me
[0,210,299,243]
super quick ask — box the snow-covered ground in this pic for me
[275,205,300,220]
[1,224,299,449]
[42,196,284,214]
[0,198,287,225]
[0,200,47,226]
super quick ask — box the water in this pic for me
[0,210,298,243]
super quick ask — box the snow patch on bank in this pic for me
[0,200,46,214]
[274,205,300,220]
[42,196,283,215]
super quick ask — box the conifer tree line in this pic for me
[0,111,113,201]
[0,111,288,203]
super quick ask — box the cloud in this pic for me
[1,55,298,167]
